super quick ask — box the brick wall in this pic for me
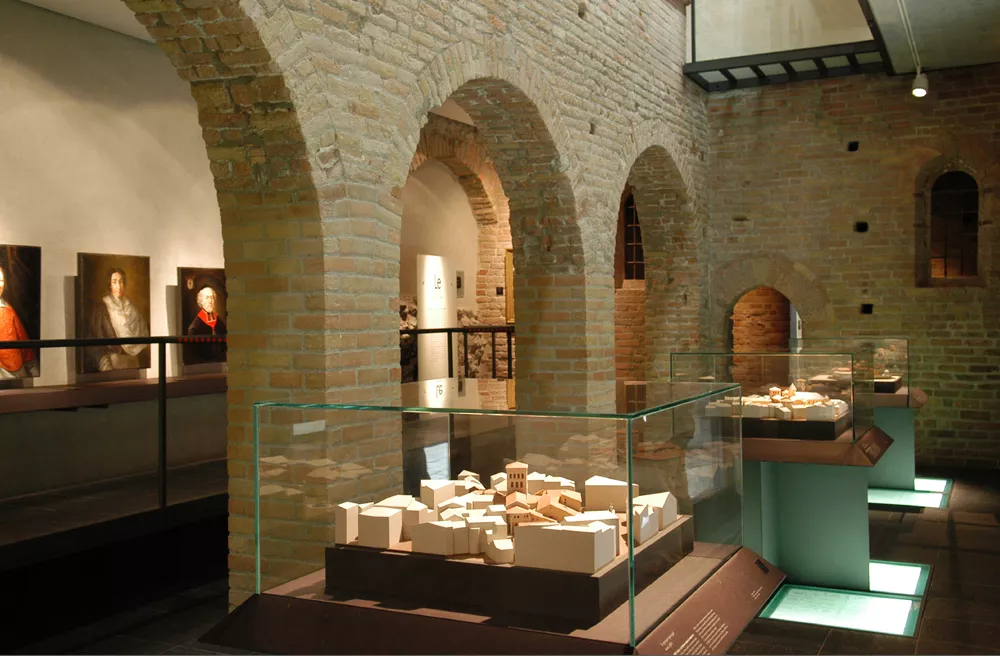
[615,281,647,380]
[730,286,791,392]
[705,66,1000,469]
[123,0,706,607]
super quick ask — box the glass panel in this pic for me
[669,351,875,442]
[254,380,740,648]
[791,338,908,407]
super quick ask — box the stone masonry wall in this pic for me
[705,66,1000,469]
[122,0,707,607]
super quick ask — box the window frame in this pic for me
[915,165,989,288]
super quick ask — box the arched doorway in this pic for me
[728,286,798,393]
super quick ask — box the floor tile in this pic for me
[72,635,174,655]
[922,597,1000,625]
[738,618,830,653]
[919,617,1000,651]
[928,577,1000,603]
[915,638,1000,655]
[819,629,916,655]
[728,638,820,655]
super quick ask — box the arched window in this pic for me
[929,171,979,279]
[622,192,644,280]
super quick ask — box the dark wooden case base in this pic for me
[325,515,694,625]
[874,376,903,394]
[702,415,851,441]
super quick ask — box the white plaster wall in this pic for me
[400,159,479,312]
[694,0,872,60]
[0,0,222,384]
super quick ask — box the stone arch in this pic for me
[122,0,325,607]
[391,42,597,411]
[709,255,836,349]
[613,120,702,378]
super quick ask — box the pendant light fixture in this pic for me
[895,0,926,98]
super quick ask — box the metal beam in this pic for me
[813,58,828,74]
[697,62,884,93]
[780,61,798,80]
[682,39,881,75]
[846,53,861,72]
[856,0,896,75]
[720,68,738,88]
[750,65,767,81]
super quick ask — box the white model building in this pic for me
[336,467,683,574]
[631,504,658,546]
[526,471,547,494]
[485,535,514,564]
[401,499,433,540]
[357,506,403,549]
[632,491,678,530]
[410,520,458,556]
[458,470,480,481]
[584,475,639,511]
[506,462,528,494]
[420,480,456,511]
[335,501,359,544]
[515,521,616,574]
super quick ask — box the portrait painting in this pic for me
[76,253,151,374]
[0,244,41,379]
[178,267,227,365]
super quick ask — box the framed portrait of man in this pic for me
[178,267,227,366]
[0,244,41,380]
[76,253,151,374]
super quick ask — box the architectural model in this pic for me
[705,384,848,422]
[333,461,679,575]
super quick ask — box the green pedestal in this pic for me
[744,460,870,591]
[869,407,916,490]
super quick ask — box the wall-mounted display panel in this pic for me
[76,253,151,374]
[178,267,227,365]
[0,244,41,379]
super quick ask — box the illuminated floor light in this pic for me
[869,560,929,596]
[760,585,920,636]
[868,488,945,508]
[914,477,951,493]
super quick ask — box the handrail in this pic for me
[0,335,227,510]
[399,325,516,382]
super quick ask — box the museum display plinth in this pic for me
[204,546,784,655]
[326,514,693,624]
[869,387,925,491]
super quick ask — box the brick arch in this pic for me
[394,42,602,412]
[410,115,512,327]
[122,0,326,607]
[615,121,702,378]
[709,255,836,347]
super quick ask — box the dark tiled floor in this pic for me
[16,579,247,655]
[728,469,1000,655]
[0,460,226,546]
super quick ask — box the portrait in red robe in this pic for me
[0,302,36,375]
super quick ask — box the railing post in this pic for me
[491,330,497,379]
[507,329,513,380]
[157,340,167,509]
[463,331,469,379]
[447,331,454,379]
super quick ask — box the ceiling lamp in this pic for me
[896,0,926,99]
[912,69,928,98]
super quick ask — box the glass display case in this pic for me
[252,379,742,648]
[669,350,875,443]
[792,338,909,403]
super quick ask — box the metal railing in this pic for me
[399,325,515,382]
[1,335,226,509]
